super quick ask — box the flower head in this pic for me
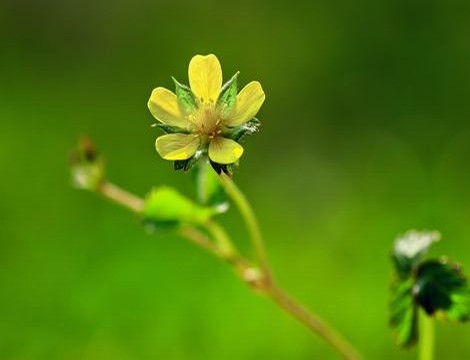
[148,54,265,173]
[392,230,441,277]
[394,230,441,260]
[70,136,105,191]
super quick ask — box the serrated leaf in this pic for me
[414,259,470,321]
[217,72,239,114]
[445,287,470,321]
[173,77,197,113]
[152,122,188,134]
[193,161,229,213]
[389,278,418,348]
[393,230,440,278]
[224,118,261,142]
[143,186,215,229]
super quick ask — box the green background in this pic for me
[1,0,470,358]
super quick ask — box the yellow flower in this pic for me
[148,54,265,168]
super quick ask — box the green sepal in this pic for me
[193,161,229,213]
[217,72,239,114]
[224,118,261,142]
[209,160,236,175]
[174,151,203,172]
[389,278,418,348]
[172,77,197,112]
[142,186,215,230]
[414,259,470,321]
[152,122,188,134]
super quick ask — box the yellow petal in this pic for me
[208,137,244,164]
[148,87,188,128]
[225,81,265,127]
[188,54,222,104]
[155,134,200,161]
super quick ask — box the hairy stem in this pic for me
[179,226,221,257]
[205,219,238,260]
[98,181,144,213]
[218,173,271,279]
[203,213,361,360]
[266,284,361,360]
[95,180,361,360]
[419,310,434,360]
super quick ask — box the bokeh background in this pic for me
[1,0,470,358]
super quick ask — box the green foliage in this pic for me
[217,72,239,114]
[224,118,261,142]
[193,161,229,213]
[173,77,198,112]
[390,278,418,348]
[389,231,470,350]
[415,259,470,321]
[143,186,215,229]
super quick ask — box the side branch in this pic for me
[98,181,144,213]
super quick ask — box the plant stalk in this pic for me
[98,181,144,213]
[266,283,361,360]
[95,180,361,360]
[218,173,272,279]
[419,310,434,360]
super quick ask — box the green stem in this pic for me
[218,173,271,278]
[179,226,221,257]
[95,179,361,359]
[266,284,362,360]
[98,181,144,213]
[217,174,362,359]
[204,219,238,260]
[206,221,361,360]
[419,310,434,360]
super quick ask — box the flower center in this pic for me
[190,104,224,141]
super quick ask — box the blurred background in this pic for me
[1,0,470,358]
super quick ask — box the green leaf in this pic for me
[143,186,215,229]
[389,278,418,348]
[193,161,229,213]
[152,122,188,134]
[414,259,470,321]
[393,230,440,278]
[217,72,239,114]
[172,77,197,112]
[224,118,261,142]
[446,287,470,322]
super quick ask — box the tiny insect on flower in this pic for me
[148,54,265,170]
